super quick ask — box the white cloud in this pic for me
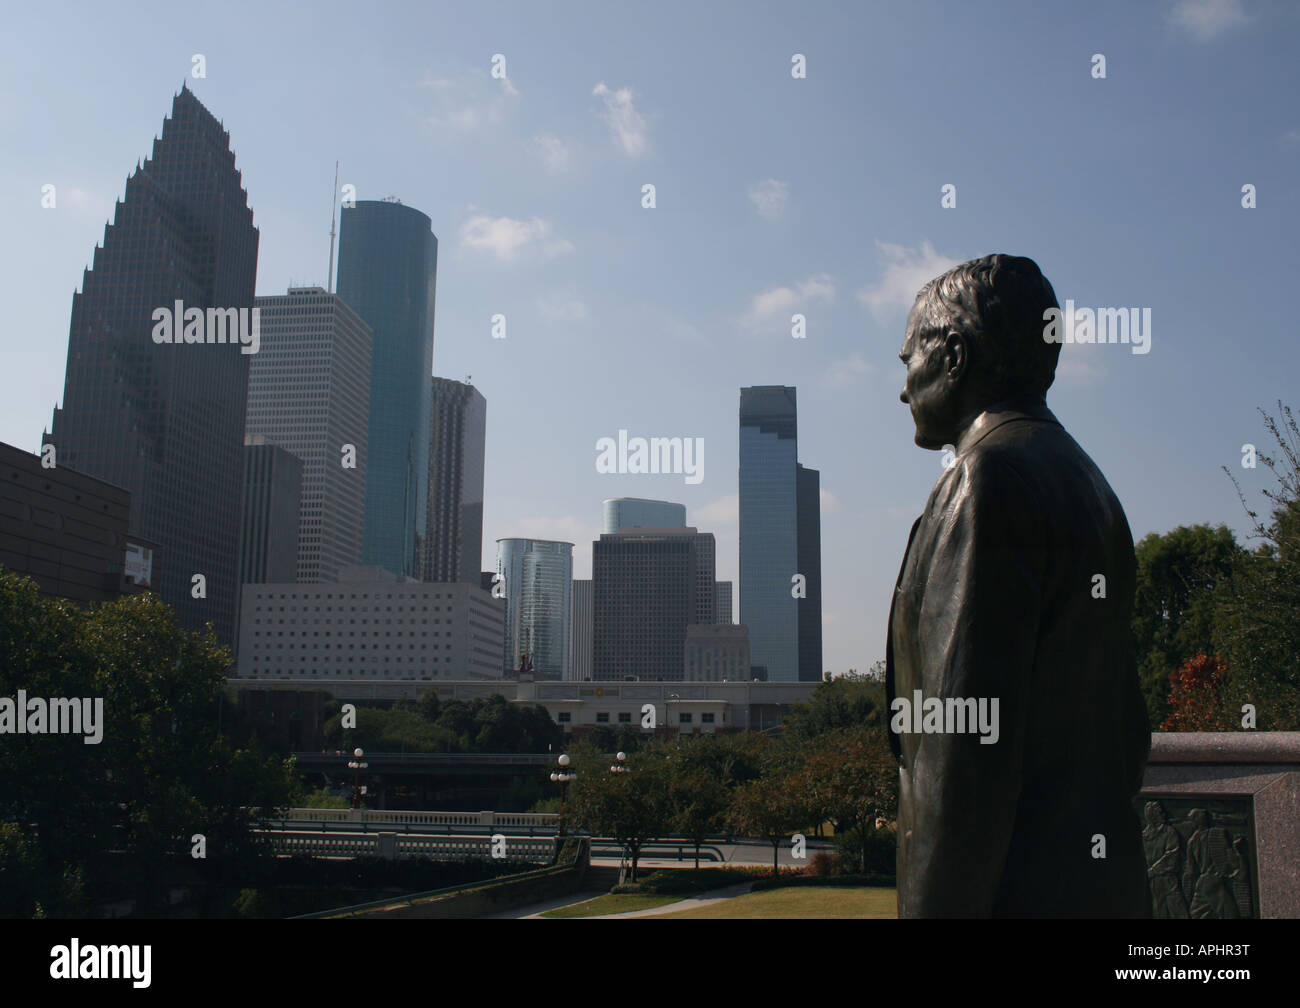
[530,135,571,173]
[820,488,840,513]
[537,295,588,322]
[693,494,738,527]
[857,240,962,318]
[592,82,648,157]
[824,352,875,388]
[1281,128,1300,147]
[1167,0,1251,41]
[459,215,574,262]
[58,186,113,219]
[511,514,590,542]
[1053,346,1105,385]
[745,274,835,325]
[748,178,789,219]
[421,71,518,131]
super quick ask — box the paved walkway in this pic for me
[484,890,607,919]
[582,881,755,918]
[510,881,755,919]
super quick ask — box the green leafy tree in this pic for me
[1131,524,1241,728]
[1217,402,1300,728]
[0,569,298,914]
[728,767,817,877]
[568,742,671,882]
[783,674,888,744]
[797,726,898,872]
[661,740,732,868]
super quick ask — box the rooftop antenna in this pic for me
[327,160,339,293]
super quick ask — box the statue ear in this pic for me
[942,331,968,381]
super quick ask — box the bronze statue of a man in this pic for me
[886,254,1151,917]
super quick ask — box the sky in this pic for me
[2,0,1297,675]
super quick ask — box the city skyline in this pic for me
[6,1,1298,676]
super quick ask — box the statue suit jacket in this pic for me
[886,398,1152,918]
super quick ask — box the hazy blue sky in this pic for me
[3,0,1297,674]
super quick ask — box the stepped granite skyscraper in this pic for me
[420,378,486,584]
[336,199,437,578]
[43,85,258,645]
[738,386,822,682]
[246,286,371,583]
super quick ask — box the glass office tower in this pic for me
[43,84,258,646]
[336,199,437,578]
[739,385,801,682]
[602,498,686,534]
[496,539,573,680]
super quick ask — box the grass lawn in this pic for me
[541,893,684,918]
[650,886,897,919]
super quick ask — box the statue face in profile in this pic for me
[898,305,964,451]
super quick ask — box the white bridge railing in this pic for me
[255,829,557,863]
[267,809,559,831]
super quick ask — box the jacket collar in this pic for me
[955,396,1062,456]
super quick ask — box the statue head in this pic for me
[899,254,1061,449]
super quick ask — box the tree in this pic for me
[1131,525,1241,728]
[1217,402,1300,729]
[568,743,671,883]
[782,674,887,744]
[0,569,299,914]
[660,739,732,869]
[797,726,899,872]
[728,768,817,877]
[1162,654,1232,732]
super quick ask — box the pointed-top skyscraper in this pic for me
[44,84,259,645]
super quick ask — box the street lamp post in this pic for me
[609,751,632,881]
[348,747,368,810]
[550,753,576,837]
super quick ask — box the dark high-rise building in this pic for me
[593,527,716,681]
[335,200,437,579]
[238,438,303,586]
[420,378,486,583]
[247,287,371,583]
[570,579,593,681]
[715,581,733,624]
[797,463,823,681]
[0,440,136,603]
[43,85,258,645]
[738,386,821,682]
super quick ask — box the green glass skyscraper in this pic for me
[336,199,437,578]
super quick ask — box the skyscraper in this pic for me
[602,498,686,534]
[336,199,437,579]
[570,579,593,682]
[593,527,716,681]
[496,539,573,680]
[715,581,733,624]
[246,287,371,583]
[797,463,823,681]
[738,386,821,682]
[237,438,303,586]
[420,378,486,583]
[43,85,258,645]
